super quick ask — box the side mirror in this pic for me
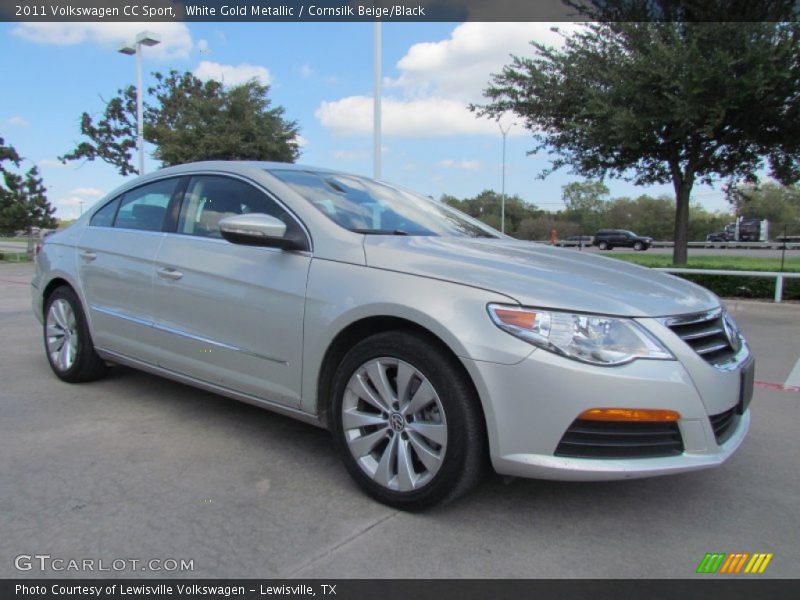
[219,214,299,249]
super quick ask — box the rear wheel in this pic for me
[44,286,108,383]
[598,241,609,250]
[330,331,485,510]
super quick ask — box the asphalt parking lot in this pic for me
[1,262,798,579]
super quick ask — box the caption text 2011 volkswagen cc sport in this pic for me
[32,161,754,510]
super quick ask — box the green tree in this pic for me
[561,180,608,234]
[728,183,800,237]
[687,204,731,241]
[442,189,539,236]
[0,136,57,246]
[473,17,800,263]
[61,71,300,176]
[517,215,580,241]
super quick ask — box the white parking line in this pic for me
[785,357,800,389]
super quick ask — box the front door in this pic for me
[149,175,311,407]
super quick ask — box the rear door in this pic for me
[149,174,311,407]
[77,177,184,362]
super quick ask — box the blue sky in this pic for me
[0,21,733,219]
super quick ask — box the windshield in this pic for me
[269,169,499,238]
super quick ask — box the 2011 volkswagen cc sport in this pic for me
[32,162,754,509]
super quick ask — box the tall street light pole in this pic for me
[498,121,513,234]
[373,22,382,180]
[118,31,161,176]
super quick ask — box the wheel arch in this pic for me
[315,315,486,442]
[39,274,93,333]
[42,277,74,306]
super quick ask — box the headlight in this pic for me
[487,304,674,366]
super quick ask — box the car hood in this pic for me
[363,236,719,317]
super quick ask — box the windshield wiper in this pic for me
[351,228,409,235]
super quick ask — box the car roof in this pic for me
[151,160,343,177]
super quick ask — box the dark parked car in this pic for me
[706,232,731,243]
[592,229,653,251]
[556,235,594,248]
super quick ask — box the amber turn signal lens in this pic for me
[578,408,680,422]
[493,308,537,330]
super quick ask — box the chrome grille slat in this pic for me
[666,311,736,365]
[665,309,721,326]
[695,341,731,355]
[681,327,725,340]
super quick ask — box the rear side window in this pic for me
[177,175,301,240]
[114,178,180,232]
[89,197,120,227]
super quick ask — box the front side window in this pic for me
[177,175,302,240]
[114,178,179,232]
[269,169,498,238]
[89,196,120,227]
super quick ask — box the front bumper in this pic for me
[461,326,752,481]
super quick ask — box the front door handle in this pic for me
[157,267,184,281]
[79,250,97,261]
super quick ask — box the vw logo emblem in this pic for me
[389,412,405,432]
[723,313,741,353]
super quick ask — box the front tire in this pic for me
[633,241,645,251]
[330,331,485,510]
[44,286,108,383]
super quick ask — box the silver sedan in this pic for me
[32,161,754,509]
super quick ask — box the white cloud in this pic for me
[197,39,210,54]
[6,116,29,127]
[300,64,314,78]
[316,96,519,137]
[295,135,309,148]
[317,22,577,137]
[54,187,106,218]
[387,22,574,104]
[38,159,68,169]
[439,159,482,170]
[11,23,193,59]
[332,149,368,161]
[56,196,85,207]
[54,195,93,219]
[70,187,105,198]
[194,61,272,86]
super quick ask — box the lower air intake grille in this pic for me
[555,419,684,459]
[710,408,738,445]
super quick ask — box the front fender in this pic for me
[299,259,534,416]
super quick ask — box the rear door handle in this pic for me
[157,267,183,281]
[79,250,97,261]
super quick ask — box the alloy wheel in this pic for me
[46,299,78,372]
[341,357,448,492]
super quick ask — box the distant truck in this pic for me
[706,217,769,243]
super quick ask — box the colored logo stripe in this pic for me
[720,553,749,573]
[744,553,773,574]
[697,553,726,574]
[696,552,773,574]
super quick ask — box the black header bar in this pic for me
[2,0,799,23]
